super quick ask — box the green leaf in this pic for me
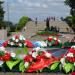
[50,61,60,71]
[39,69,43,73]
[0,51,5,56]
[6,60,20,70]
[51,40,55,45]
[23,47,28,55]
[63,63,73,73]
[15,50,21,55]
[19,61,25,72]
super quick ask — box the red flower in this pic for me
[68,48,75,54]
[66,57,75,63]
[54,40,59,45]
[0,56,3,60]
[36,55,45,61]
[2,40,8,47]
[24,55,33,62]
[27,58,45,72]
[24,40,33,48]
[47,37,53,42]
[71,72,75,75]
[2,52,10,61]
[15,35,19,39]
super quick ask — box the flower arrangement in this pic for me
[37,31,60,36]
[0,45,75,74]
[0,46,20,68]
[0,46,11,62]
[0,46,59,73]
[8,35,26,47]
[60,45,75,73]
[22,47,59,72]
[45,36,62,48]
[2,35,33,48]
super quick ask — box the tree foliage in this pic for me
[18,16,29,30]
[65,0,75,31]
[0,1,5,29]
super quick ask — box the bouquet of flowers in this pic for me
[0,46,60,72]
[2,35,33,48]
[19,47,59,72]
[1,46,75,74]
[7,35,26,47]
[0,46,10,63]
[45,36,62,48]
[60,45,75,73]
[0,46,20,68]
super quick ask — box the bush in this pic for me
[65,16,73,25]
[18,16,29,30]
[65,16,75,32]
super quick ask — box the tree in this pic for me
[0,1,5,29]
[65,0,75,31]
[65,0,75,16]
[18,16,29,30]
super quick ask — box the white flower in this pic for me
[67,53,74,57]
[20,35,23,38]
[20,35,24,39]
[10,42,14,46]
[11,53,16,58]
[54,37,57,40]
[24,43,26,46]
[40,41,47,47]
[58,39,61,43]
[19,37,23,40]
[45,52,52,58]
[0,61,4,66]
[15,39,19,42]
[33,47,41,52]
[71,45,75,50]
[12,37,15,40]
[60,58,66,67]
[74,62,75,66]
[24,62,29,68]
[19,43,22,47]
[0,46,5,51]
[23,38,26,40]
[49,36,52,39]
[32,52,38,58]
[8,41,10,44]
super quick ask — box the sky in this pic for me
[2,0,70,23]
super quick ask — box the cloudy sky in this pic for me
[3,0,70,23]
